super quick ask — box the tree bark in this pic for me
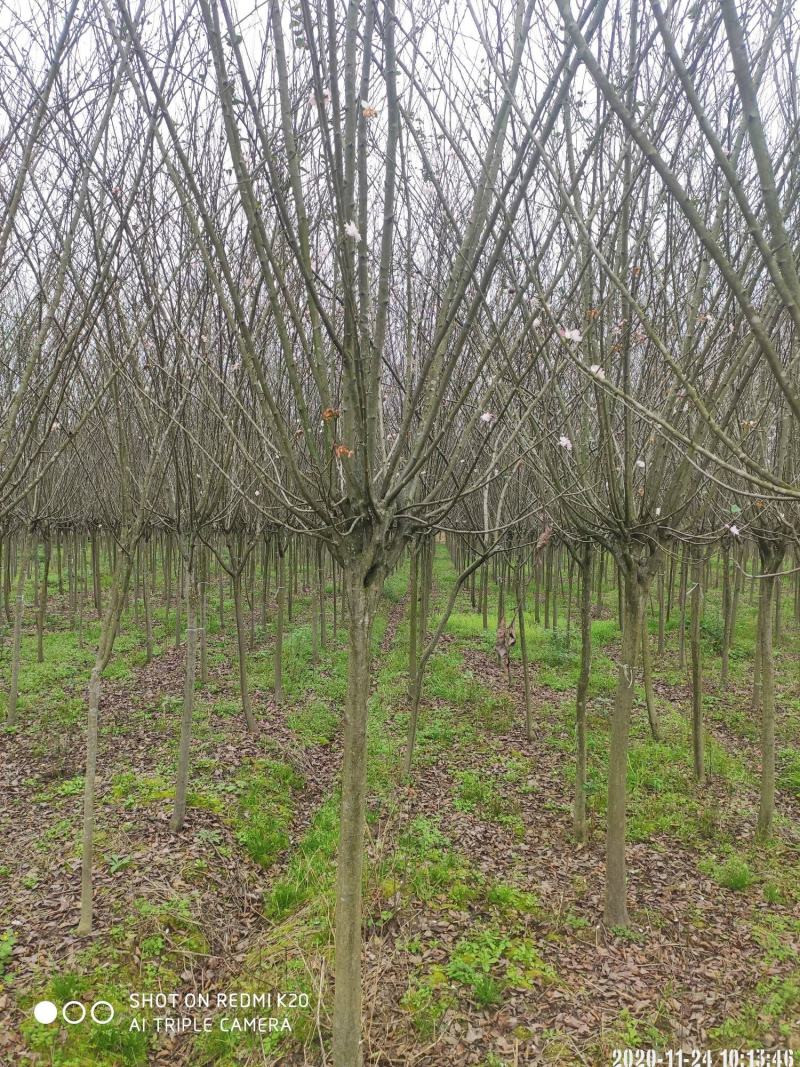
[407,546,418,703]
[574,543,592,842]
[720,540,732,686]
[274,543,285,703]
[36,535,51,663]
[332,566,380,1067]
[605,562,645,927]
[516,567,533,741]
[77,556,134,935]
[7,534,32,726]
[690,547,704,783]
[756,541,784,839]
[641,610,660,741]
[678,544,689,669]
[171,553,198,832]
[233,571,256,733]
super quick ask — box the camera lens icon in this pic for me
[33,1001,57,1025]
[33,1000,115,1025]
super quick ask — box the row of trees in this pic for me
[2,0,799,1061]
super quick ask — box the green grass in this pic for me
[234,759,303,867]
[453,770,524,836]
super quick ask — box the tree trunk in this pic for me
[641,610,660,740]
[274,545,285,703]
[311,546,320,666]
[92,534,102,616]
[77,665,102,935]
[332,567,380,1067]
[36,535,51,663]
[317,541,327,648]
[143,541,153,664]
[2,534,11,624]
[407,547,418,703]
[574,543,592,842]
[720,541,732,686]
[678,545,689,668]
[77,558,133,935]
[198,548,207,685]
[172,556,198,832]
[174,550,183,649]
[657,564,665,657]
[690,547,704,783]
[233,571,256,733]
[756,541,784,839]
[605,566,643,927]
[7,534,32,726]
[516,568,533,741]
[78,536,87,649]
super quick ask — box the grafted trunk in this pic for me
[678,545,689,668]
[232,571,256,733]
[756,540,785,839]
[574,542,592,842]
[78,558,134,935]
[172,554,198,832]
[690,547,704,783]
[657,565,665,657]
[78,537,87,649]
[77,666,102,936]
[274,544,285,703]
[407,546,418,703]
[7,534,33,726]
[641,610,660,741]
[36,535,51,663]
[516,568,533,741]
[2,534,11,624]
[174,551,183,649]
[332,566,380,1067]
[317,541,327,648]
[91,534,102,616]
[143,540,153,663]
[720,540,732,686]
[310,545,320,666]
[198,548,207,685]
[605,564,645,927]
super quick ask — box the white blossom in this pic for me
[480,412,495,424]
[559,434,572,451]
[635,459,645,468]
[559,327,582,343]
[344,220,361,242]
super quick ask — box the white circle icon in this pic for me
[62,1001,87,1024]
[91,1001,115,1024]
[33,1001,58,1025]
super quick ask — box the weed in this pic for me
[235,759,303,867]
[0,931,15,976]
[701,854,754,891]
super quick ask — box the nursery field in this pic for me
[1,545,798,1066]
